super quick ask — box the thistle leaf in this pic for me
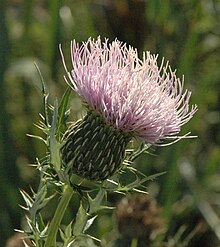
[65,221,73,238]
[49,100,62,171]
[36,213,46,233]
[60,222,75,247]
[20,189,34,209]
[40,223,49,238]
[59,228,66,242]
[88,189,106,214]
[57,87,71,135]
[34,62,50,127]
[26,134,47,145]
[127,142,151,162]
[84,215,97,232]
[73,203,88,236]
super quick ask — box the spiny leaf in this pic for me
[64,221,73,238]
[34,62,49,127]
[99,205,115,210]
[49,99,62,171]
[60,221,74,246]
[26,134,47,145]
[84,215,97,232]
[59,228,65,242]
[50,99,58,136]
[143,171,167,181]
[38,193,56,211]
[39,223,49,238]
[20,189,34,209]
[34,121,49,135]
[36,213,46,233]
[105,171,166,194]
[57,87,71,135]
[88,189,106,214]
[132,188,148,194]
[127,142,151,162]
[73,203,88,236]
[71,233,100,247]
[83,234,101,243]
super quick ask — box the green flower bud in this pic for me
[61,111,131,181]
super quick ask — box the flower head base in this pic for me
[61,111,131,181]
[60,37,197,181]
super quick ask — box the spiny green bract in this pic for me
[61,111,132,181]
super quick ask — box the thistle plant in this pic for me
[20,37,197,247]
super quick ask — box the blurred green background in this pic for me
[0,0,220,246]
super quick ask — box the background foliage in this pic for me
[0,0,220,246]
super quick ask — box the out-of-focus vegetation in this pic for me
[0,0,220,246]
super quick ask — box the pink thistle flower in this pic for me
[60,37,197,145]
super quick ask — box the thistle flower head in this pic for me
[60,37,197,145]
[60,37,197,181]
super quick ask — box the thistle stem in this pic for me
[44,184,74,247]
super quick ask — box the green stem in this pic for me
[131,238,138,247]
[45,185,74,247]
